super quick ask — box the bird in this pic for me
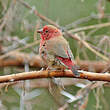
[37,25,79,76]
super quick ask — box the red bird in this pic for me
[37,25,79,76]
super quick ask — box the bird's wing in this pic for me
[46,37,74,59]
[67,45,74,60]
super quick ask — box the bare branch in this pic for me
[0,70,110,83]
[18,0,109,62]
[68,22,110,33]
[0,40,40,60]
[0,51,108,73]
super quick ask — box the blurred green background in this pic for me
[0,0,110,110]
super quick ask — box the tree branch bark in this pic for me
[0,70,110,83]
[0,51,107,73]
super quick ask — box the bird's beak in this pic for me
[37,29,43,33]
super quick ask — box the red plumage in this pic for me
[38,25,79,76]
[56,56,74,69]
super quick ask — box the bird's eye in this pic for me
[45,30,48,33]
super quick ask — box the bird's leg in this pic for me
[58,67,65,89]
[46,66,57,77]
[46,66,51,77]
[46,66,58,94]
[47,60,66,89]
[49,65,66,89]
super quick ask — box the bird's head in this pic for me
[37,25,62,40]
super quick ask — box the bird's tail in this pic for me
[70,66,80,77]
[56,56,80,77]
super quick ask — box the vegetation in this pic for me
[0,0,110,110]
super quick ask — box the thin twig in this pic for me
[18,0,59,28]
[90,44,110,57]
[34,20,40,41]
[0,40,40,59]
[65,14,110,30]
[74,34,109,61]
[18,0,109,62]
[68,22,110,33]
[97,0,105,19]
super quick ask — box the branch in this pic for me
[0,52,44,67]
[68,22,110,33]
[77,60,107,73]
[18,0,109,62]
[0,70,110,83]
[0,78,84,89]
[0,51,107,73]
[0,40,40,60]
[18,0,59,28]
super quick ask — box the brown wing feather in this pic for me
[67,45,74,60]
[46,36,69,58]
